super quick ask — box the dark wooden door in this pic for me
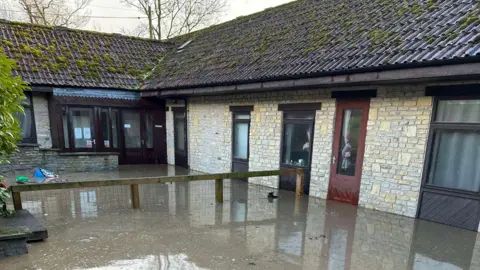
[121,109,164,165]
[231,112,250,181]
[173,109,188,168]
[327,99,369,205]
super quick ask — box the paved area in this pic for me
[2,167,480,269]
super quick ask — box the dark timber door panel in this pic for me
[328,99,369,205]
[174,109,188,168]
[418,191,480,231]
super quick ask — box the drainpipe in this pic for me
[182,97,189,169]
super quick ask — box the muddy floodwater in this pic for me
[2,165,479,269]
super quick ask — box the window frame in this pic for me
[18,92,37,144]
[61,105,122,153]
[232,111,251,162]
[422,96,480,196]
[280,110,316,168]
[173,110,187,153]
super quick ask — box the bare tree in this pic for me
[121,0,227,40]
[0,1,15,20]
[119,23,150,38]
[17,0,92,28]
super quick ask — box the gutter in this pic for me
[141,62,480,98]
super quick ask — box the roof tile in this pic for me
[144,0,480,90]
[0,20,171,90]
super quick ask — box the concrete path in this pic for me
[2,176,479,269]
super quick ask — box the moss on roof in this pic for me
[0,19,171,89]
[143,0,480,90]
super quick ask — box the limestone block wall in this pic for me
[359,85,432,217]
[0,145,118,177]
[186,84,433,218]
[166,110,175,165]
[32,93,52,149]
[187,90,333,191]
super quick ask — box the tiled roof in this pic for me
[144,0,480,90]
[0,20,171,90]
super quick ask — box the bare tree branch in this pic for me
[118,23,149,38]
[16,0,92,27]
[121,0,227,40]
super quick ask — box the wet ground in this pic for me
[2,166,480,269]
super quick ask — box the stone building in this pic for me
[1,0,480,232]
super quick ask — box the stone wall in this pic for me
[32,93,52,149]
[0,145,118,176]
[187,90,332,191]
[166,110,175,165]
[186,84,433,218]
[359,85,432,217]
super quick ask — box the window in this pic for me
[427,99,480,192]
[123,111,141,149]
[281,112,315,167]
[16,93,36,143]
[233,113,250,160]
[174,111,186,151]
[62,106,120,151]
[71,108,94,149]
[336,109,363,176]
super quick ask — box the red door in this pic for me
[327,99,370,205]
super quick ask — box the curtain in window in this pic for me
[437,100,480,123]
[233,122,249,159]
[428,131,480,192]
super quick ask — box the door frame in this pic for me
[327,99,370,205]
[172,107,189,168]
[277,103,322,194]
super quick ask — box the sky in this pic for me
[1,0,293,35]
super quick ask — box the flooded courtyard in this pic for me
[2,166,479,269]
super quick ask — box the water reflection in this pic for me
[4,175,480,270]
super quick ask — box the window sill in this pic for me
[58,152,120,156]
[17,143,40,148]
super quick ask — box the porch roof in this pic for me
[142,0,480,91]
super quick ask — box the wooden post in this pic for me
[296,169,305,196]
[130,184,140,209]
[12,191,22,210]
[215,179,223,203]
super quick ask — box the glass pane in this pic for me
[145,112,154,148]
[282,123,312,166]
[123,111,141,148]
[101,110,111,148]
[16,108,32,139]
[233,122,249,159]
[436,100,480,123]
[428,130,480,192]
[62,114,69,148]
[284,112,315,120]
[337,109,363,176]
[72,108,93,149]
[234,114,250,120]
[111,110,119,148]
[175,114,185,151]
